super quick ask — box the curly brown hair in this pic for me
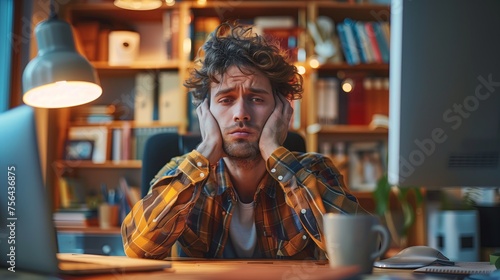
[184,21,303,106]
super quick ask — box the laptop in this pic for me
[0,106,171,275]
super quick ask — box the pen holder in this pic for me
[98,203,119,229]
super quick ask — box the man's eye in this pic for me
[251,97,264,103]
[218,98,232,104]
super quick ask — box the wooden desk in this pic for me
[55,260,455,280]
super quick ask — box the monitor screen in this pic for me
[388,0,500,187]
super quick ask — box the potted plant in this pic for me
[372,174,424,250]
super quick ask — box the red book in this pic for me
[347,77,368,125]
[365,22,383,63]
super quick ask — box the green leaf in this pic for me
[373,174,391,216]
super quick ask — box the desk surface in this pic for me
[59,260,449,280]
[5,260,467,280]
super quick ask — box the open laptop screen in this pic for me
[0,105,60,274]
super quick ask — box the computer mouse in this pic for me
[374,246,454,269]
[396,246,449,260]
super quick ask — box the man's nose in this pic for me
[233,99,251,122]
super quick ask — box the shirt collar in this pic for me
[207,159,277,200]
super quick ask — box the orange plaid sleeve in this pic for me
[266,147,368,253]
[121,150,210,259]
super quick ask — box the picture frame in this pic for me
[68,126,108,163]
[347,141,386,191]
[65,140,94,161]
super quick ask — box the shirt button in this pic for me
[197,161,202,167]
[302,235,307,240]
[301,209,306,214]
[278,175,283,181]
[200,172,205,178]
[271,168,276,173]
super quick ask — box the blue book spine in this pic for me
[372,22,390,63]
[336,23,354,65]
[342,18,361,65]
[348,20,368,64]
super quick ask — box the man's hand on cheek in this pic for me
[259,93,293,160]
[195,98,225,165]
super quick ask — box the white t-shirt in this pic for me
[228,199,257,258]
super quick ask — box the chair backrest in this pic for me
[141,131,306,197]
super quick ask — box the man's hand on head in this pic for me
[195,98,225,165]
[259,93,293,160]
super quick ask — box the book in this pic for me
[342,18,361,65]
[111,129,122,161]
[355,22,374,63]
[414,262,496,275]
[346,77,367,125]
[372,22,390,63]
[324,77,339,125]
[53,207,99,227]
[192,17,220,58]
[336,23,352,65]
[364,22,383,63]
[344,18,366,64]
[262,27,303,62]
[163,9,180,60]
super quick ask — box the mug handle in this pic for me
[370,224,390,261]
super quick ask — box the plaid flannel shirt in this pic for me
[122,147,367,259]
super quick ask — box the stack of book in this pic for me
[53,207,98,228]
[71,105,115,124]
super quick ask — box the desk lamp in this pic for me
[114,0,165,10]
[22,1,102,108]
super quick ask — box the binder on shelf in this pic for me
[134,72,156,123]
[158,71,182,124]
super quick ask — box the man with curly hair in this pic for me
[122,22,367,260]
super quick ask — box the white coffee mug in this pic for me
[323,213,390,274]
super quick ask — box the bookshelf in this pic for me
[52,1,391,244]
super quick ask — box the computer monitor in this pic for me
[388,0,500,187]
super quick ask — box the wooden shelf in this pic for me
[55,160,142,169]
[91,61,180,71]
[318,125,388,135]
[69,120,182,129]
[317,63,389,75]
[57,226,121,235]
[315,2,390,21]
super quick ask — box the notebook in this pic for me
[414,262,497,275]
[0,106,171,275]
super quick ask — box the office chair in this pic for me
[141,131,306,197]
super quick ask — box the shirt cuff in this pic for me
[266,146,298,184]
[178,149,210,183]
